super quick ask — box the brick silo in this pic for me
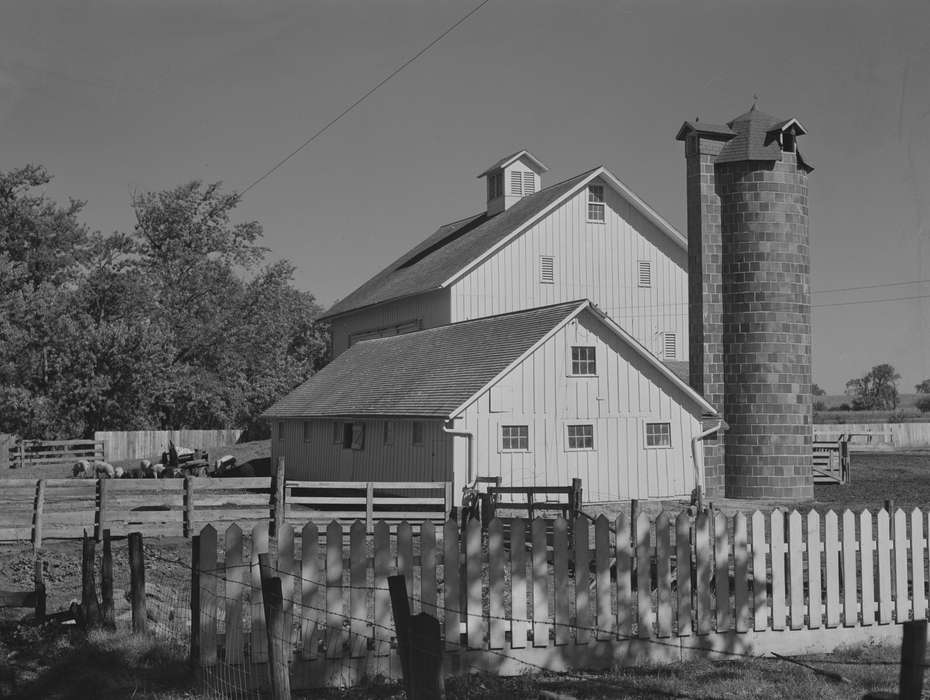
[677,105,814,500]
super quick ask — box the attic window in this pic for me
[782,132,796,152]
[488,172,503,200]
[570,346,597,376]
[540,255,554,284]
[638,260,652,288]
[664,332,677,359]
[587,184,605,222]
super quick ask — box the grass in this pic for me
[813,450,930,512]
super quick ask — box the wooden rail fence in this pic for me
[95,429,243,462]
[193,506,930,690]
[7,439,104,470]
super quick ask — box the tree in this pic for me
[845,363,901,411]
[916,379,930,394]
[812,383,826,396]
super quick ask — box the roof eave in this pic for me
[319,288,442,322]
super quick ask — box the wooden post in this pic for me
[81,531,101,629]
[33,479,45,550]
[899,619,927,700]
[33,556,45,623]
[388,574,413,696]
[444,481,454,519]
[258,552,291,700]
[366,482,374,533]
[570,478,582,520]
[129,531,146,634]
[409,612,445,699]
[183,477,195,538]
[630,499,640,544]
[189,534,200,661]
[101,529,115,629]
[95,478,110,542]
[269,456,285,539]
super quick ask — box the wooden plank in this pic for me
[443,520,461,651]
[824,510,840,628]
[278,523,296,653]
[807,510,823,629]
[770,510,787,631]
[713,511,730,632]
[326,521,346,658]
[531,517,549,648]
[0,528,32,541]
[859,510,875,626]
[877,509,892,624]
[635,511,651,640]
[198,524,217,666]
[420,521,437,619]
[573,516,591,644]
[224,524,245,664]
[913,509,927,621]
[655,512,672,638]
[676,511,692,638]
[466,517,484,649]
[616,512,632,638]
[373,522,391,657]
[787,510,804,630]
[733,513,749,633]
[511,518,528,649]
[396,522,413,591]
[752,511,768,631]
[695,510,712,635]
[250,521,269,662]
[595,515,613,640]
[841,510,858,627]
[349,521,367,657]
[488,518,505,649]
[553,517,570,645]
[32,479,45,549]
[286,480,449,490]
[894,509,910,623]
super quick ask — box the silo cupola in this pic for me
[477,150,548,216]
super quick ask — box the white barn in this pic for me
[264,301,716,504]
[321,151,689,365]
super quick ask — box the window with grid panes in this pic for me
[645,422,671,448]
[501,425,529,451]
[587,184,605,221]
[567,424,594,449]
[570,346,596,375]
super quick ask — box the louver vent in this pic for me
[638,260,652,288]
[540,256,554,284]
[523,171,536,194]
[664,332,677,359]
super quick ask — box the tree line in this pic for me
[0,165,328,440]
[814,366,930,413]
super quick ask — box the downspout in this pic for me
[691,418,727,511]
[442,419,475,488]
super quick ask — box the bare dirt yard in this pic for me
[1,446,928,698]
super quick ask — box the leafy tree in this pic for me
[812,383,826,396]
[845,363,901,411]
[916,379,930,394]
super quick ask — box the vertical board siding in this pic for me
[450,183,688,360]
[95,429,242,462]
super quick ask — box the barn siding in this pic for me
[275,418,454,485]
[328,289,451,357]
[459,309,702,501]
[450,179,688,360]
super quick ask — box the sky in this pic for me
[1,0,929,395]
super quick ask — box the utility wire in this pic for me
[814,277,930,294]
[240,0,491,195]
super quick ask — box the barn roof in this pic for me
[264,300,716,419]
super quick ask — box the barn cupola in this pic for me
[477,150,548,216]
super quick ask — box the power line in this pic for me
[240,0,491,196]
[813,292,930,309]
[814,277,930,294]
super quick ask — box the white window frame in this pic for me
[500,424,530,452]
[569,345,597,376]
[644,421,672,449]
[412,421,425,446]
[587,184,605,222]
[540,255,554,284]
[565,423,595,451]
[302,421,311,443]
[638,260,652,288]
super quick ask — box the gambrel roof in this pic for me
[321,166,685,320]
[264,300,716,419]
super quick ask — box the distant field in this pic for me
[815,392,929,423]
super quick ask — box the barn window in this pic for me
[566,424,594,450]
[383,421,395,446]
[351,423,365,450]
[570,346,597,376]
[664,332,677,359]
[412,422,425,446]
[332,422,342,444]
[277,422,285,441]
[501,425,529,451]
[342,423,354,449]
[645,422,672,448]
[638,260,652,288]
[587,184,605,222]
[540,255,554,284]
[303,421,311,443]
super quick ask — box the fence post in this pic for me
[81,531,101,629]
[95,478,110,542]
[258,552,291,700]
[900,619,927,700]
[444,482,454,519]
[183,477,195,538]
[388,574,413,696]
[33,556,45,623]
[129,531,146,634]
[33,479,46,550]
[101,529,115,629]
[409,612,445,699]
[571,478,582,519]
[270,456,285,539]
[366,482,374,533]
[190,534,200,662]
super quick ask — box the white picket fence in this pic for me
[193,506,925,690]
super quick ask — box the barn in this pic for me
[263,300,718,505]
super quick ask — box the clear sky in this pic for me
[2,0,929,394]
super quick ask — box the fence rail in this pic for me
[193,505,930,690]
[94,429,243,462]
[813,422,930,449]
[7,439,104,469]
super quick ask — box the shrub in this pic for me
[813,400,826,412]
[917,395,930,413]
[888,408,921,423]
